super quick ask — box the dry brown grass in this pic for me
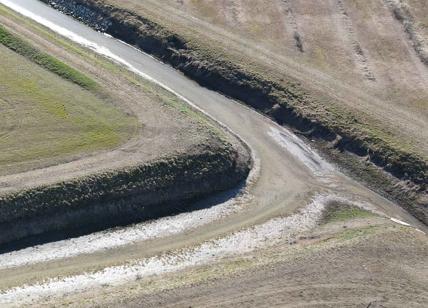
[109,0,428,159]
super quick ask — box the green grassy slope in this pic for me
[0,44,136,174]
[0,25,97,90]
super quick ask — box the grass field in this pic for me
[0,43,136,175]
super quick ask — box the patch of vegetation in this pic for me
[322,203,374,223]
[337,225,381,241]
[0,45,137,174]
[0,24,97,90]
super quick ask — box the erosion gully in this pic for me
[0,0,424,305]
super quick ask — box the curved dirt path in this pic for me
[0,0,425,304]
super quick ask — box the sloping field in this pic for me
[109,223,428,308]
[0,31,136,175]
[10,206,428,307]
[111,0,427,158]
[385,0,428,65]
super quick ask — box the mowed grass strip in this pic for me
[0,45,137,175]
[322,203,374,224]
[0,24,97,90]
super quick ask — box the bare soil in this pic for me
[137,233,427,307]
[40,218,428,308]
[119,0,428,157]
[131,232,428,307]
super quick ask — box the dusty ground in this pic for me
[126,229,428,308]
[106,0,428,159]
[35,215,428,308]
[129,229,428,308]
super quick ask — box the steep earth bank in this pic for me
[0,142,250,246]
[40,0,427,224]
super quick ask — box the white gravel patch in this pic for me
[0,194,378,306]
[268,127,334,175]
[390,217,412,226]
[0,201,238,269]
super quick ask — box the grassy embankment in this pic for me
[322,203,374,224]
[0,25,97,89]
[0,25,136,174]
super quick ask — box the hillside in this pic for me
[132,0,428,155]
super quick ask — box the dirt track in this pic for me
[0,1,426,306]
